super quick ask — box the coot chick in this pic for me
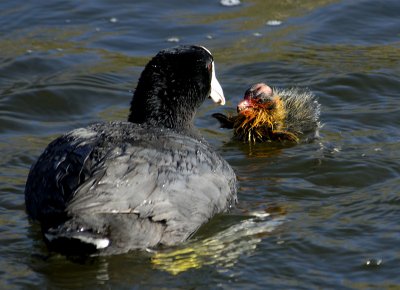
[25,45,237,256]
[213,83,320,143]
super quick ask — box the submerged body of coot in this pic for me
[213,83,321,143]
[25,45,237,255]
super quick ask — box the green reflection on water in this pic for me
[188,0,400,75]
[191,0,339,30]
[97,107,128,122]
[182,0,341,66]
[152,213,284,275]
[211,29,400,74]
[0,25,148,74]
[279,43,400,73]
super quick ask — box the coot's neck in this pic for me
[128,101,195,130]
[127,57,207,136]
[127,86,201,134]
[128,101,204,141]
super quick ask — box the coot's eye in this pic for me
[207,62,212,72]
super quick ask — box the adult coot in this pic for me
[213,83,321,143]
[25,45,237,255]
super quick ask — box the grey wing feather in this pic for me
[26,122,237,252]
[67,129,237,246]
[24,127,100,225]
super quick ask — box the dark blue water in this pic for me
[1,0,399,288]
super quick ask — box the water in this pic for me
[1,0,399,288]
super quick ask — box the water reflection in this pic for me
[151,212,284,275]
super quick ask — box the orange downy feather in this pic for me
[233,96,299,143]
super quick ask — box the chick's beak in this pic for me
[209,61,225,105]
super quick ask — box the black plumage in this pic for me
[25,45,237,255]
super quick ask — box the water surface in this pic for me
[1,0,399,289]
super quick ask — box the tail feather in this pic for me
[44,224,110,256]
